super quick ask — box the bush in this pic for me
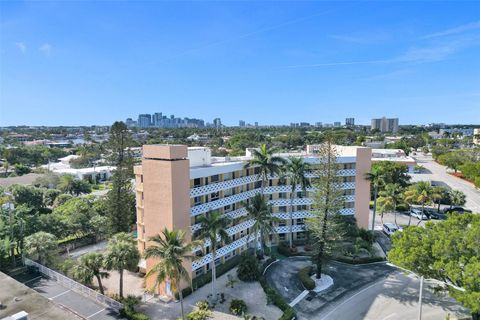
[119,295,150,320]
[335,255,385,264]
[229,299,247,316]
[196,300,210,311]
[15,164,31,176]
[357,229,374,244]
[187,308,211,320]
[237,254,260,282]
[298,266,315,290]
[277,241,306,257]
[259,276,296,320]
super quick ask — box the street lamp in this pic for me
[386,262,465,320]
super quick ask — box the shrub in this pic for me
[187,308,211,320]
[259,276,295,320]
[229,299,247,316]
[237,254,260,282]
[277,241,303,257]
[298,266,315,290]
[196,300,210,311]
[119,295,150,320]
[357,229,374,244]
[335,255,385,264]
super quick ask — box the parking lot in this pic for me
[12,270,123,320]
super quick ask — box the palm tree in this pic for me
[404,182,433,226]
[24,231,58,265]
[378,183,403,225]
[144,228,201,320]
[196,211,231,302]
[431,186,447,212]
[244,194,279,256]
[448,189,466,209]
[284,157,311,248]
[73,252,109,295]
[244,144,286,196]
[103,232,140,298]
[365,169,384,230]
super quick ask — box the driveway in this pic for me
[264,257,469,320]
[411,154,480,213]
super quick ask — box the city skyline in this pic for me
[1,1,480,126]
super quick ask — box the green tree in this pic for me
[388,214,480,320]
[105,122,135,235]
[244,144,285,196]
[378,183,403,225]
[43,189,61,207]
[438,152,465,173]
[104,232,140,298]
[24,231,58,265]
[73,252,109,295]
[306,138,345,279]
[244,194,278,256]
[144,228,200,320]
[11,185,45,209]
[58,175,92,196]
[404,182,433,226]
[449,189,466,209]
[196,211,230,302]
[284,157,311,248]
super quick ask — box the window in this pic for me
[140,175,143,183]
[224,172,232,181]
[215,258,221,266]
[211,175,220,183]
[296,232,305,239]
[194,196,202,206]
[279,221,286,227]
[279,234,286,241]
[211,191,220,201]
[279,193,286,199]
[224,204,231,212]
[279,206,287,213]
[296,218,304,225]
[194,178,201,188]
[195,268,204,277]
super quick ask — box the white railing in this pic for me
[24,258,123,311]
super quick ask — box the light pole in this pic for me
[387,262,465,320]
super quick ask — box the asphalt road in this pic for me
[12,270,122,320]
[318,271,470,320]
[410,154,480,213]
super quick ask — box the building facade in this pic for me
[345,118,355,126]
[134,144,372,296]
[371,117,399,133]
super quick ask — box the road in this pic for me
[410,154,480,213]
[318,271,470,320]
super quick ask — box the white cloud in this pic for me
[15,42,26,54]
[421,21,480,39]
[39,43,52,56]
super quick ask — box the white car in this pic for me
[410,208,428,220]
[383,223,401,236]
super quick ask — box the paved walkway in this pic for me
[138,267,282,320]
[11,270,123,320]
[411,154,480,213]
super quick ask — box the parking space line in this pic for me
[49,289,71,300]
[86,308,106,319]
[23,276,42,284]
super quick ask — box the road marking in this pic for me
[86,308,106,319]
[289,290,309,307]
[383,313,397,320]
[319,277,387,320]
[23,276,42,284]
[49,290,71,300]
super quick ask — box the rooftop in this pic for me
[0,272,80,320]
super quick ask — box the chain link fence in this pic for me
[24,257,123,311]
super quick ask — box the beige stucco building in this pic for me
[134,144,372,296]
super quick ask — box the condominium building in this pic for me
[345,118,355,127]
[134,144,371,296]
[371,117,399,133]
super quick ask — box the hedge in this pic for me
[298,266,315,290]
[334,255,385,264]
[277,242,310,257]
[259,276,296,320]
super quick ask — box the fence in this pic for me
[24,258,123,311]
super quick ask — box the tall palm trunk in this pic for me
[179,283,185,320]
[371,185,378,231]
[95,274,104,295]
[211,248,217,301]
[119,269,124,298]
[316,149,331,280]
[289,190,295,248]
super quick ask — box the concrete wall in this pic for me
[354,147,372,230]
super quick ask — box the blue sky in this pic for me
[1,1,479,126]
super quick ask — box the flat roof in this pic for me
[0,272,81,320]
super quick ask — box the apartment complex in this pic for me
[134,144,371,296]
[371,117,399,133]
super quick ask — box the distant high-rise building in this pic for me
[371,117,399,133]
[125,118,136,127]
[213,118,222,128]
[239,120,245,127]
[138,114,152,128]
[334,122,341,127]
[345,118,355,126]
[315,122,323,128]
[152,113,163,127]
[254,122,258,127]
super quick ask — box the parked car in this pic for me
[444,207,472,214]
[428,211,447,220]
[383,223,401,236]
[410,208,429,220]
